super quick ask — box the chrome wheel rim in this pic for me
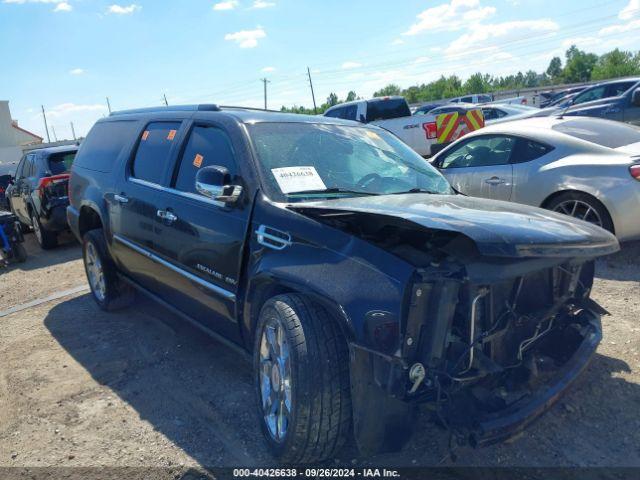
[553,200,603,228]
[259,316,292,442]
[32,215,42,244]
[85,243,106,302]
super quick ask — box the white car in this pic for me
[431,116,640,241]
[448,94,493,104]
[324,96,484,157]
[428,103,538,125]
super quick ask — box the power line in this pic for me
[307,67,318,114]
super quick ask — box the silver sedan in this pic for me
[431,116,640,241]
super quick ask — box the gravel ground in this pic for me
[0,231,638,475]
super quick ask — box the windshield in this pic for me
[248,122,453,201]
[553,119,640,149]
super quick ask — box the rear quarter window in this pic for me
[131,122,181,184]
[74,120,139,173]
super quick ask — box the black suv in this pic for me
[68,104,618,463]
[7,145,78,248]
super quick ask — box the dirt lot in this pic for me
[0,232,639,474]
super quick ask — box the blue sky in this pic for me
[1,0,638,140]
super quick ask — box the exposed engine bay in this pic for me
[294,206,607,449]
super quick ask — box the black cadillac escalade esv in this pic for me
[68,104,619,463]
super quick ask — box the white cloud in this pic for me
[213,0,237,10]
[445,19,559,56]
[69,68,84,75]
[45,103,107,119]
[53,1,71,11]
[251,0,275,8]
[261,66,276,73]
[107,4,141,14]
[224,27,266,48]
[391,39,404,46]
[413,56,430,64]
[342,61,362,69]
[403,0,496,35]
[599,18,640,35]
[620,0,639,20]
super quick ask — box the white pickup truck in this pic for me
[324,96,484,157]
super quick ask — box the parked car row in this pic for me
[3,145,78,249]
[68,104,619,464]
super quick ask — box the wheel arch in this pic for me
[242,275,355,352]
[78,204,104,238]
[540,189,615,234]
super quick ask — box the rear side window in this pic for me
[48,151,76,175]
[132,122,181,184]
[75,120,138,173]
[513,139,553,163]
[366,99,411,122]
[173,125,236,195]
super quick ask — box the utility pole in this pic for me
[106,97,112,114]
[51,125,58,142]
[307,66,318,114]
[163,94,169,106]
[41,105,51,143]
[260,78,270,110]
[70,122,77,141]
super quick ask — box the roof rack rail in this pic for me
[219,105,283,113]
[110,104,221,116]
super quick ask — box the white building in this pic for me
[0,100,42,165]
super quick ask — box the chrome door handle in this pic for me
[157,209,177,223]
[114,194,129,204]
[484,177,505,185]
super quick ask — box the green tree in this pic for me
[591,49,640,80]
[563,45,598,83]
[463,73,491,93]
[326,92,339,106]
[345,91,358,102]
[546,56,563,80]
[373,84,402,97]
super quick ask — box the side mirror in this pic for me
[195,165,243,205]
[632,88,640,107]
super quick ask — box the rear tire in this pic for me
[31,212,57,249]
[13,243,27,263]
[82,229,134,311]
[254,294,352,464]
[546,192,614,233]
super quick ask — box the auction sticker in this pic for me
[271,166,326,194]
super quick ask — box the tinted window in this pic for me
[343,105,358,121]
[324,107,342,118]
[461,96,473,103]
[439,135,517,168]
[553,119,640,148]
[607,81,635,97]
[513,139,553,163]
[573,86,606,104]
[132,122,181,184]
[15,158,26,179]
[0,174,10,189]
[482,108,499,120]
[366,99,411,122]
[173,126,236,195]
[48,151,76,175]
[478,95,492,103]
[75,120,138,173]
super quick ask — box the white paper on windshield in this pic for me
[271,166,327,194]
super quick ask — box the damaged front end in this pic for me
[290,197,619,455]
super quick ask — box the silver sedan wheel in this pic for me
[553,200,603,228]
[259,316,292,442]
[32,214,43,245]
[85,243,106,302]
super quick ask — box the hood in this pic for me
[289,194,619,258]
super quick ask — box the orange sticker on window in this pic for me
[167,130,177,141]
[141,130,150,141]
[193,154,204,168]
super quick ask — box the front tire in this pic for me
[31,212,57,249]
[82,229,134,311]
[254,294,352,464]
